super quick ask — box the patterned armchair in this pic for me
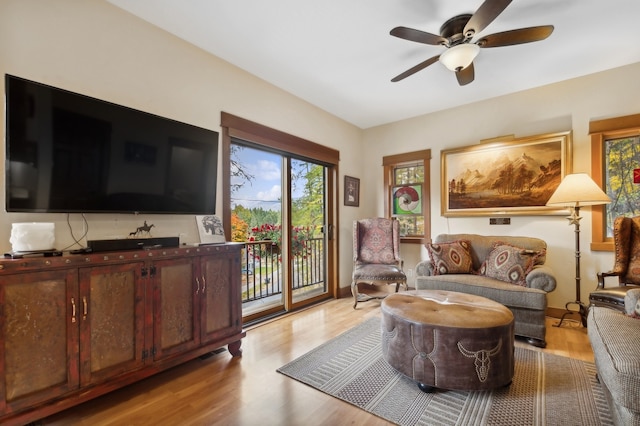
[589,215,640,311]
[351,218,407,308]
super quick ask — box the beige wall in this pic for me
[0,0,363,290]
[2,1,639,309]
[363,62,640,309]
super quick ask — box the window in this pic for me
[383,149,431,244]
[590,113,640,251]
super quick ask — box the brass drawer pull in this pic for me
[71,297,77,323]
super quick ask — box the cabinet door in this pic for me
[152,257,199,359]
[78,262,146,386]
[199,251,242,345]
[0,269,79,413]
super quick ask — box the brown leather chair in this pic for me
[589,215,640,311]
[351,218,407,308]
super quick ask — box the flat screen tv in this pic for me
[5,74,218,215]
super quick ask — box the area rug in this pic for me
[277,317,612,426]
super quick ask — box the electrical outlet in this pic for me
[490,217,511,225]
[407,268,413,277]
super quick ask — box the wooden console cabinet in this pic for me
[0,243,245,425]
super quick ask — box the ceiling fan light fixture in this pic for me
[439,43,480,71]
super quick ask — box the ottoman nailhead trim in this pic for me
[381,327,397,359]
[457,339,503,383]
[411,327,438,385]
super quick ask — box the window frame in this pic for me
[220,112,340,309]
[589,113,640,251]
[383,149,431,244]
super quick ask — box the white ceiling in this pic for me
[107,0,640,129]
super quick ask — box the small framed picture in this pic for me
[344,176,360,207]
[195,215,226,244]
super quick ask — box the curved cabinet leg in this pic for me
[228,340,243,357]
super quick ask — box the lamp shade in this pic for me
[546,173,611,207]
[439,43,480,71]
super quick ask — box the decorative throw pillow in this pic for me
[632,300,640,319]
[625,289,640,318]
[480,243,544,286]
[427,240,474,275]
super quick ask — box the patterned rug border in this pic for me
[277,317,612,426]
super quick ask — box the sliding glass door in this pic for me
[290,158,328,305]
[221,112,338,324]
[230,143,329,322]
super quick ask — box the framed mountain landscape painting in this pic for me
[441,131,572,217]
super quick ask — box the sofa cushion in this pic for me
[427,240,474,275]
[625,288,640,317]
[588,307,640,414]
[480,243,542,287]
[414,274,548,310]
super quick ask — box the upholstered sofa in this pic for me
[588,290,640,426]
[415,233,556,347]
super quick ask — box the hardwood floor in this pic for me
[41,298,593,426]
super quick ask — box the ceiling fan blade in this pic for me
[390,26,446,46]
[456,63,475,86]
[391,55,440,82]
[478,25,554,48]
[464,0,512,37]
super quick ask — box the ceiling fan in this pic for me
[390,0,554,86]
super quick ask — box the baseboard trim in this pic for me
[338,286,351,299]
[546,306,584,320]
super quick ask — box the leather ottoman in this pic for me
[381,289,514,392]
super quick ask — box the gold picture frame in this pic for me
[441,131,572,217]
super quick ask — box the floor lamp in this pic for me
[546,173,611,327]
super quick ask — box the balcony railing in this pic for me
[240,238,325,303]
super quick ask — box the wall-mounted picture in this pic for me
[344,176,360,207]
[392,185,422,215]
[196,215,226,244]
[441,131,572,217]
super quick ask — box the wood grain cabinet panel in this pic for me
[0,244,245,424]
[200,252,242,351]
[153,258,199,359]
[79,262,146,386]
[0,269,79,413]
